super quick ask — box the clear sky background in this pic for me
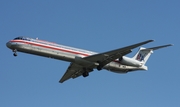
[1,0,179,107]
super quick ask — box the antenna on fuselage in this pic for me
[36,37,38,40]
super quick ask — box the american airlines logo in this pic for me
[136,53,145,61]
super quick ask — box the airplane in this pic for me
[6,36,172,83]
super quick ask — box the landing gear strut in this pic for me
[96,61,102,71]
[13,49,17,57]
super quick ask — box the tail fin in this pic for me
[133,44,172,65]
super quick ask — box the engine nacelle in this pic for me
[119,56,143,67]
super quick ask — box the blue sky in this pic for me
[1,0,179,107]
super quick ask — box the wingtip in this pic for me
[149,40,154,42]
[144,40,154,44]
[169,44,174,46]
[163,44,173,47]
[144,40,154,43]
[59,80,63,83]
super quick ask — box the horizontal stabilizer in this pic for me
[141,44,173,51]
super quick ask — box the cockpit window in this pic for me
[14,37,31,41]
[14,37,21,40]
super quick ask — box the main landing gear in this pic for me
[96,61,103,71]
[82,68,89,77]
[13,49,17,57]
[82,72,89,77]
[97,66,102,71]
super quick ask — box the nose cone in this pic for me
[6,41,11,48]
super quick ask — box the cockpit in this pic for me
[13,36,31,41]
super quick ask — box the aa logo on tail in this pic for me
[136,53,145,61]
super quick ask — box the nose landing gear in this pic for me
[13,49,17,57]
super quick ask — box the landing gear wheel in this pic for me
[13,53,17,57]
[97,66,102,71]
[13,49,17,57]
[82,72,89,77]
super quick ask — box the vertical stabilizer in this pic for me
[133,47,153,65]
[132,44,172,65]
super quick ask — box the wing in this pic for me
[59,63,93,83]
[59,40,154,83]
[84,40,154,68]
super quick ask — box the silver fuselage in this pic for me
[6,38,146,73]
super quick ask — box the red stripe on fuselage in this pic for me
[10,40,91,57]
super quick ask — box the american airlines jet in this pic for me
[6,36,172,83]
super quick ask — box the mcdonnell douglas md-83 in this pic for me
[6,36,172,83]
